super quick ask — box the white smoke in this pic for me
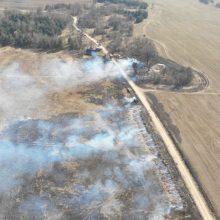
[0,63,45,123]
[0,56,183,219]
[0,57,132,124]
[39,56,132,90]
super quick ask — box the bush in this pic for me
[108,16,133,36]
[134,58,193,88]
[45,3,83,16]
[199,0,210,4]
[93,23,106,35]
[78,8,99,28]
[125,10,148,23]
[126,37,193,88]
[68,32,83,50]
[124,38,158,66]
[107,32,123,53]
[97,0,148,9]
[173,67,193,88]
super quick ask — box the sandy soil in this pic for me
[135,0,220,217]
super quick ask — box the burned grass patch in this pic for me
[0,104,182,219]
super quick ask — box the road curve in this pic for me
[72,18,215,220]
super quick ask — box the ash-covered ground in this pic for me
[0,50,199,220]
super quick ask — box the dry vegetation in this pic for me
[124,38,194,89]
[0,47,200,219]
[0,11,68,49]
[135,0,220,217]
[0,0,199,89]
[0,0,90,9]
[0,0,211,219]
[0,47,98,122]
[0,1,147,52]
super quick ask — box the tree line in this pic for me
[44,3,83,16]
[199,0,210,4]
[97,0,148,9]
[125,38,193,88]
[0,10,68,50]
[96,0,148,23]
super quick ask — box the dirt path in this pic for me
[72,17,215,220]
[134,0,220,216]
[122,76,215,220]
[113,62,215,220]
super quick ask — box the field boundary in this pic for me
[146,92,217,219]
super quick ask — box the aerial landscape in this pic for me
[0,0,219,219]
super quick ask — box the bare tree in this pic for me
[108,32,122,53]
[124,38,158,67]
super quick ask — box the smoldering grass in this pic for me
[0,56,133,122]
[0,55,181,218]
[0,104,143,193]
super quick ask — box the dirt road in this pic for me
[72,17,215,220]
[124,77,215,220]
[134,0,220,216]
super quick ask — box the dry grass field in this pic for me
[135,0,220,217]
[0,47,99,124]
[0,47,198,219]
[0,0,90,9]
[0,0,219,217]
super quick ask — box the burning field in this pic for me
[0,48,198,219]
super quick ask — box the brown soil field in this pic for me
[135,0,220,217]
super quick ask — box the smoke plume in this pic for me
[0,56,182,219]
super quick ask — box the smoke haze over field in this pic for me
[0,104,174,219]
[0,55,183,219]
[0,57,132,123]
[41,58,130,88]
[0,106,141,192]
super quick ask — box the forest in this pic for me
[0,11,68,49]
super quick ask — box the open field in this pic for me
[0,47,98,124]
[0,47,200,219]
[0,0,218,218]
[0,0,90,9]
[135,0,220,217]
